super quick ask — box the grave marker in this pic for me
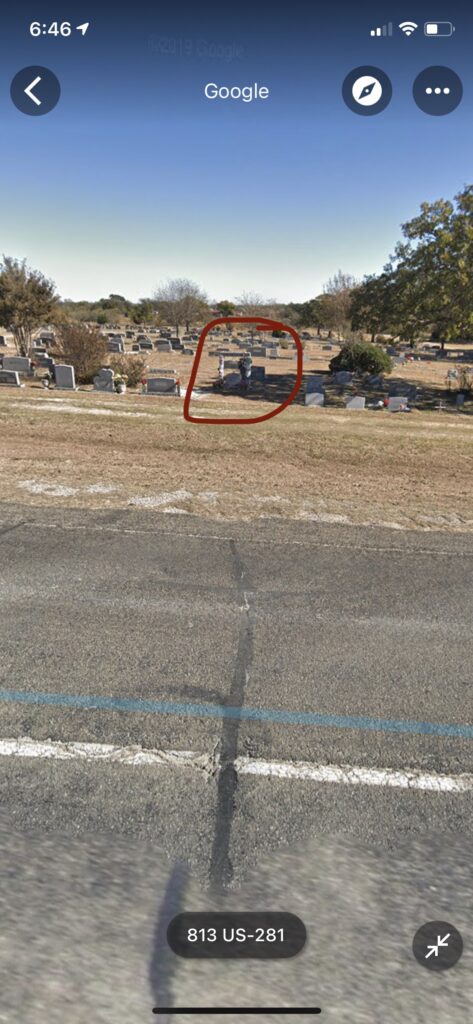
[146,376,179,395]
[346,396,366,410]
[305,391,325,407]
[2,355,33,376]
[54,364,77,391]
[93,367,115,392]
[387,396,409,412]
[0,369,22,387]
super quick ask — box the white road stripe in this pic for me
[235,757,473,793]
[0,737,215,771]
[0,737,471,793]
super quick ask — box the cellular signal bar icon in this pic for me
[370,22,393,36]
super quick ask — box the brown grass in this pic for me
[1,370,473,531]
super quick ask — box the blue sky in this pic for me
[1,1,471,302]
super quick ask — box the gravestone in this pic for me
[3,355,32,376]
[389,383,416,402]
[224,372,241,389]
[456,393,466,407]
[93,367,115,392]
[387,396,409,412]
[138,340,153,350]
[333,370,353,385]
[107,340,124,353]
[0,369,22,387]
[251,366,265,384]
[387,346,397,356]
[306,375,325,394]
[0,336,6,346]
[250,347,266,357]
[54,364,77,390]
[322,344,333,351]
[394,354,406,365]
[146,376,178,395]
[305,391,325,407]
[366,374,382,387]
[346,396,366,410]
[156,340,173,352]
[171,340,184,351]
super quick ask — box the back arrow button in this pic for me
[24,76,42,106]
[10,66,61,116]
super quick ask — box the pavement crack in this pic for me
[208,540,254,892]
[0,520,25,541]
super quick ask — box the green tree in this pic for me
[216,300,235,317]
[132,300,154,325]
[350,273,397,342]
[285,298,326,335]
[0,256,58,356]
[385,187,473,348]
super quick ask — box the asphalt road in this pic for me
[0,829,471,1023]
[0,503,472,1018]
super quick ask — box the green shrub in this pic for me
[329,340,392,375]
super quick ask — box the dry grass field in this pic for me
[1,341,473,531]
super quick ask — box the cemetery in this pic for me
[0,314,472,534]
[0,321,472,417]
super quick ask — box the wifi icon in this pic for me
[399,21,418,36]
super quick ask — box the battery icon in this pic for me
[424,21,455,36]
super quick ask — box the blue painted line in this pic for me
[0,688,472,739]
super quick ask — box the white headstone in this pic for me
[346,396,366,410]
[387,396,408,412]
[305,391,325,407]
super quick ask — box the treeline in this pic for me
[2,186,473,356]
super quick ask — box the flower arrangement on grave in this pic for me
[113,371,128,394]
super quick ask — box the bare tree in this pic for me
[234,292,278,337]
[322,270,358,339]
[153,278,209,336]
[235,291,277,316]
[54,322,107,384]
